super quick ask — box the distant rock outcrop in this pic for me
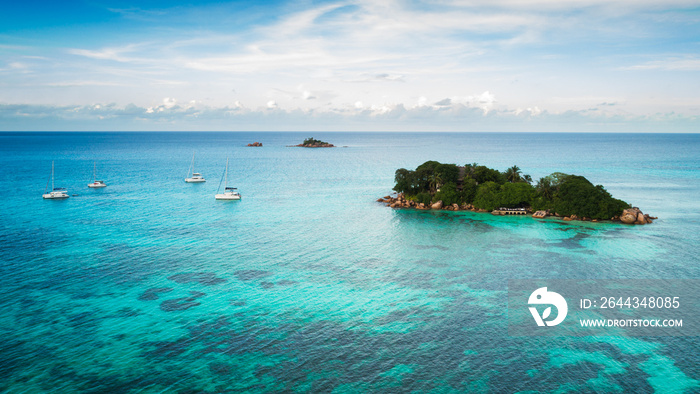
[620,207,655,225]
[293,137,334,148]
[247,142,263,147]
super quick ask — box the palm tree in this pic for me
[523,174,533,184]
[429,173,443,194]
[464,162,478,178]
[505,165,522,183]
[536,177,554,200]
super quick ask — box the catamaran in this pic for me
[43,161,69,199]
[215,158,241,200]
[185,152,206,183]
[87,161,107,188]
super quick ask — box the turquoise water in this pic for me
[0,132,698,392]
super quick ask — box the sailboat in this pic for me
[215,158,241,200]
[185,152,206,183]
[43,161,69,199]
[87,161,107,188]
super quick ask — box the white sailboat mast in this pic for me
[224,158,229,188]
[191,152,195,176]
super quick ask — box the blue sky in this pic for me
[1,0,699,131]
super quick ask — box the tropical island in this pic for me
[293,137,335,148]
[380,161,655,224]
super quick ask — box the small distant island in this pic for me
[380,161,655,224]
[293,137,335,148]
[247,142,263,147]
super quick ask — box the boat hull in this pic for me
[215,194,241,200]
[88,183,107,188]
[43,193,69,199]
[185,178,206,183]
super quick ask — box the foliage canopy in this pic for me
[393,161,629,218]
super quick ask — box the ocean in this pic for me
[0,131,698,392]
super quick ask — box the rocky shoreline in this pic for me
[378,194,657,224]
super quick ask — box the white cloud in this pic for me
[448,91,497,114]
[435,0,699,9]
[296,85,316,100]
[369,104,393,115]
[624,57,700,71]
[68,46,141,63]
[360,73,405,82]
[8,62,29,70]
[2,102,696,132]
[47,80,126,87]
[1,0,699,129]
[434,98,452,107]
[515,106,542,116]
[477,91,497,105]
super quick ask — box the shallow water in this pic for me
[0,132,698,392]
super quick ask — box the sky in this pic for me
[1,0,699,132]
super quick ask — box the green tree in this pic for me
[536,176,554,200]
[499,182,535,207]
[435,163,460,185]
[548,172,571,188]
[393,168,414,194]
[391,161,631,219]
[415,192,432,205]
[433,182,461,206]
[504,165,522,183]
[535,172,571,203]
[473,181,501,210]
[416,160,441,173]
[554,175,629,219]
[473,166,506,185]
[411,161,442,194]
[464,162,479,178]
[461,178,478,203]
[429,173,443,194]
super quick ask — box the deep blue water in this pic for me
[0,132,698,392]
